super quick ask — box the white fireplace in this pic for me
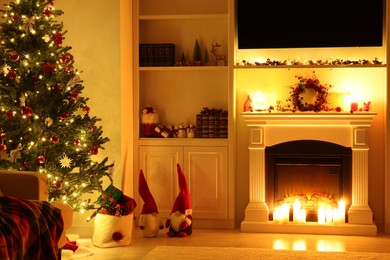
[241,112,377,236]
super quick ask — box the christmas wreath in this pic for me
[288,75,330,112]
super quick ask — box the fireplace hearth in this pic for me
[241,112,377,235]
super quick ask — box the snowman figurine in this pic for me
[178,123,187,138]
[186,125,195,138]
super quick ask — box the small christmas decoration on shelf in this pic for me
[192,39,202,66]
[166,164,193,237]
[210,43,227,66]
[154,125,172,138]
[196,107,228,138]
[177,123,187,138]
[138,170,164,238]
[141,106,159,137]
[90,184,137,248]
[186,125,196,138]
[243,95,253,112]
[350,101,371,113]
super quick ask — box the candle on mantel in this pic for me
[351,102,358,111]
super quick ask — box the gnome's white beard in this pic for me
[140,213,162,237]
[170,211,186,232]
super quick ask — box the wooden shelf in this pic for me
[139,14,228,21]
[234,64,387,69]
[139,66,228,71]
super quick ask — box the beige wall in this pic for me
[57,0,123,235]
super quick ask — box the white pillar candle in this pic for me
[318,206,326,224]
[338,200,346,224]
[333,208,339,224]
[299,209,306,223]
[293,200,301,223]
[326,207,333,224]
[281,203,290,223]
[273,207,281,223]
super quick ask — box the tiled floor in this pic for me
[72,229,390,260]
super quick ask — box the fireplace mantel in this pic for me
[242,112,376,126]
[241,112,377,236]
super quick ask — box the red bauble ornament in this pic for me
[67,53,74,61]
[73,140,80,146]
[0,143,7,152]
[55,181,63,190]
[11,53,20,62]
[52,32,63,46]
[83,106,90,114]
[60,112,68,121]
[64,67,72,73]
[89,125,96,132]
[42,62,56,75]
[6,110,15,118]
[59,54,68,63]
[37,155,46,164]
[90,146,99,155]
[12,14,20,22]
[7,70,16,79]
[112,232,123,242]
[44,9,51,17]
[71,91,78,101]
[22,106,33,117]
[50,135,60,144]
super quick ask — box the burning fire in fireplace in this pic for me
[273,193,346,224]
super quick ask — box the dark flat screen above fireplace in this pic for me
[236,0,384,49]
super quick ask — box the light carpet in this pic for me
[143,246,390,259]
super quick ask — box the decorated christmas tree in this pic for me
[0,0,114,212]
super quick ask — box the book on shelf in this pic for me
[139,43,175,66]
[195,109,228,138]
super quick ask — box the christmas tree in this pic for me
[0,0,114,212]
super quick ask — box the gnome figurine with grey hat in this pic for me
[138,170,164,237]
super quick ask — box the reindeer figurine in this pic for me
[210,43,227,66]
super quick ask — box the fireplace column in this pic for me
[348,127,374,224]
[241,127,269,229]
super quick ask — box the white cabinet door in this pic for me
[138,146,183,216]
[184,146,228,219]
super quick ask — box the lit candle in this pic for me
[326,207,333,224]
[299,209,306,223]
[293,200,301,223]
[351,102,358,111]
[333,208,339,224]
[273,207,281,223]
[282,203,290,223]
[338,200,346,224]
[318,206,326,224]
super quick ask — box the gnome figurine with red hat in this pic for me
[165,164,193,237]
[138,170,164,237]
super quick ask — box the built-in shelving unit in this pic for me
[132,0,235,229]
